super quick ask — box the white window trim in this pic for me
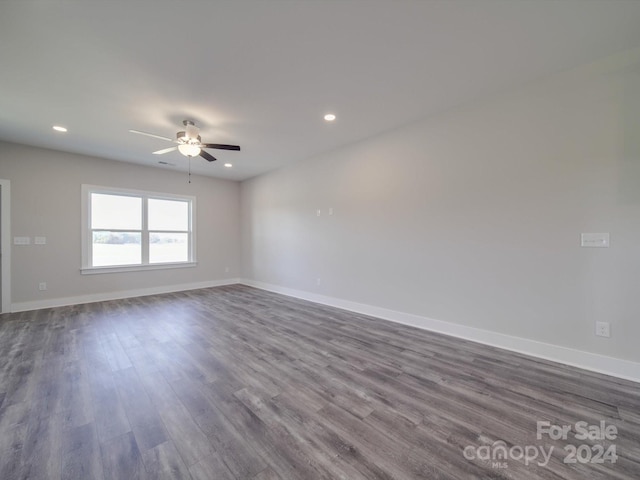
[81,184,197,274]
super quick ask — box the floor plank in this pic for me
[100,431,145,480]
[61,422,104,480]
[141,440,192,480]
[0,284,638,479]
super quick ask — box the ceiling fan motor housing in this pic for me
[184,120,200,141]
[176,131,202,144]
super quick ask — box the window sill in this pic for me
[81,262,197,275]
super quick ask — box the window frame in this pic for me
[81,185,196,274]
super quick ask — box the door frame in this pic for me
[0,179,11,313]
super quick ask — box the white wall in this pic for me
[0,142,241,308]
[241,48,640,364]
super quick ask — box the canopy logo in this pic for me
[463,440,553,469]
[463,420,618,470]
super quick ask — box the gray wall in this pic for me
[241,49,640,363]
[0,142,241,304]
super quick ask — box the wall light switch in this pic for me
[581,233,609,248]
[34,236,47,245]
[14,236,30,245]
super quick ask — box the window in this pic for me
[82,185,195,273]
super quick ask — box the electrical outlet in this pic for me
[39,282,47,291]
[595,321,610,338]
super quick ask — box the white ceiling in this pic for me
[2,1,640,181]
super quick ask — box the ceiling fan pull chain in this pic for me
[188,156,192,184]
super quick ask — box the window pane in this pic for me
[148,199,189,231]
[149,232,189,263]
[92,194,142,229]
[92,231,141,266]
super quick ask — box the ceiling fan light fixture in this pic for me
[178,144,201,157]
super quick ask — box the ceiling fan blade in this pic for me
[153,146,178,155]
[199,150,217,162]
[129,129,173,142]
[201,143,241,151]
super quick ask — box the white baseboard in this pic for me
[240,279,640,383]
[11,278,241,313]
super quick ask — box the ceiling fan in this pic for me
[130,120,240,162]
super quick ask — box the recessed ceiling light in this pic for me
[224,163,233,168]
[324,113,336,122]
[52,125,67,132]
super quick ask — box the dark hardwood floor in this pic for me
[0,284,639,479]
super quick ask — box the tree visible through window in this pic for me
[83,186,194,270]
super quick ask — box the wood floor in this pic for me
[0,285,639,479]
